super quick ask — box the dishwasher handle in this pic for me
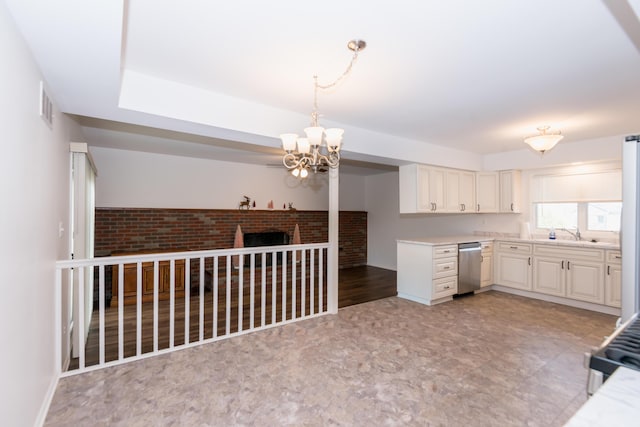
[458,242,481,252]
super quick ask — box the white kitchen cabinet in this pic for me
[533,256,565,296]
[499,170,522,213]
[459,171,476,213]
[495,242,532,290]
[399,164,446,213]
[476,172,499,213]
[480,242,493,287]
[532,244,605,304]
[605,250,622,308]
[397,242,458,305]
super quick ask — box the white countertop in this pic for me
[397,235,619,250]
[565,367,640,426]
[396,235,493,246]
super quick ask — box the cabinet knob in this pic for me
[510,246,518,250]
[528,257,531,266]
[510,203,514,211]
[607,265,610,275]
[561,260,564,269]
[567,261,571,270]
[444,266,450,269]
[477,204,480,212]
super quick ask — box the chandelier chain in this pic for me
[311,48,361,126]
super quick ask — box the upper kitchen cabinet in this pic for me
[500,170,522,213]
[476,172,499,213]
[446,170,476,213]
[400,164,446,213]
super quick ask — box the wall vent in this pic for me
[39,81,53,129]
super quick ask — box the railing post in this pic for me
[327,166,339,314]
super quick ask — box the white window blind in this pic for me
[531,170,621,203]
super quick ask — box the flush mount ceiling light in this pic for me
[524,125,564,154]
[280,39,366,177]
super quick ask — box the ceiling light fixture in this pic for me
[280,39,366,177]
[524,125,564,154]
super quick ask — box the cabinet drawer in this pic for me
[480,242,493,254]
[534,244,604,262]
[497,242,532,254]
[434,245,458,259]
[433,276,457,298]
[434,257,457,279]
[606,250,622,264]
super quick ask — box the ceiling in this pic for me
[6,0,640,171]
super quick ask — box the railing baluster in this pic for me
[226,255,231,336]
[301,249,306,317]
[282,251,287,322]
[136,262,142,356]
[169,259,175,349]
[319,249,324,314]
[292,249,297,320]
[271,250,276,325]
[99,265,105,365]
[118,263,124,360]
[250,254,255,330]
[153,261,159,353]
[309,249,316,316]
[261,252,266,327]
[238,254,243,332]
[184,258,191,345]
[199,256,205,341]
[78,266,85,370]
[213,256,219,338]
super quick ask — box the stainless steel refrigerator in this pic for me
[621,135,640,321]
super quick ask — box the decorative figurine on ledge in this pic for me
[239,195,251,210]
[288,202,296,211]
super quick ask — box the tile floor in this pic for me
[45,291,617,426]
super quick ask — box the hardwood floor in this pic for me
[69,265,397,370]
[338,265,397,308]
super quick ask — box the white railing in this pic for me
[55,243,330,376]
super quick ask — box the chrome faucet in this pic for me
[560,227,581,241]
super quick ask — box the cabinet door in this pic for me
[429,168,446,212]
[566,260,604,304]
[605,264,622,307]
[500,170,521,213]
[445,170,461,212]
[459,171,476,213]
[476,172,499,213]
[416,165,432,212]
[532,257,565,296]
[480,253,493,287]
[142,262,157,296]
[496,253,531,290]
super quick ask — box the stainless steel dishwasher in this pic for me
[457,242,481,294]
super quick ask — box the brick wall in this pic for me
[95,208,367,268]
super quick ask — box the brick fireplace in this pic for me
[95,208,367,269]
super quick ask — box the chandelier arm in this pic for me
[283,153,303,170]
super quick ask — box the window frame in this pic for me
[533,201,621,239]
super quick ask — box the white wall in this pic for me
[0,3,78,425]
[91,146,366,211]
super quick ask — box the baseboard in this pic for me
[34,374,59,427]
[491,285,622,316]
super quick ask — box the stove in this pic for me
[587,313,640,395]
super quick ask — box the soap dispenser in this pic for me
[549,227,556,240]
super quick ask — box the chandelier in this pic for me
[280,39,366,177]
[524,125,564,154]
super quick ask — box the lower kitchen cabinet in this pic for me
[112,258,186,306]
[532,256,565,296]
[480,242,493,288]
[397,241,458,305]
[495,242,532,290]
[532,244,605,305]
[605,250,622,308]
